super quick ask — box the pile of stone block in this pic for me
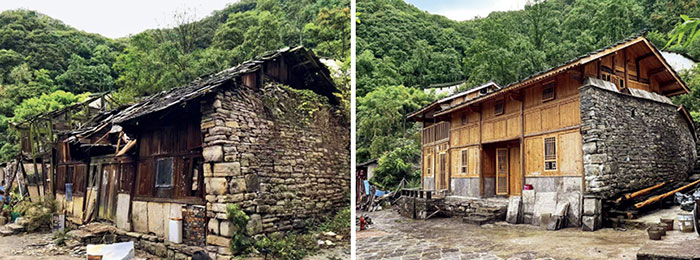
[582,195,602,231]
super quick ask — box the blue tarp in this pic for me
[364,180,390,197]
[374,189,388,197]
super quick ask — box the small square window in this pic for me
[542,82,555,102]
[155,158,174,187]
[494,100,504,115]
[545,161,557,171]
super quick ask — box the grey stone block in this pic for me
[583,197,601,216]
[540,213,551,228]
[582,215,600,231]
[506,196,522,224]
[522,189,536,215]
[532,192,557,226]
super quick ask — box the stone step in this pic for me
[463,215,494,225]
[0,228,13,236]
[3,223,25,234]
[467,212,494,219]
[476,206,505,214]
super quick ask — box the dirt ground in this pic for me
[0,231,348,260]
[0,232,81,260]
[356,209,696,260]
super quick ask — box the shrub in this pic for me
[25,197,57,232]
[317,207,350,236]
[226,204,252,254]
[53,229,68,246]
[254,232,319,260]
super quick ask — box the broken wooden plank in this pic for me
[635,179,700,209]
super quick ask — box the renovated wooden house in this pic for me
[407,34,697,229]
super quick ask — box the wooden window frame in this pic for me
[542,81,556,102]
[460,149,468,174]
[155,157,174,188]
[544,136,557,171]
[461,112,468,125]
[425,153,432,176]
[494,100,504,116]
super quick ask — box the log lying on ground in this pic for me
[615,182,666,204]
[635,179,700,209]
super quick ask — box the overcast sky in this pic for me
[406,0,528,21]
[0,0,240,38]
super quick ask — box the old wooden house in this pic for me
[48,46,349,258]
[12,93,116,204]
[407,34,697,230]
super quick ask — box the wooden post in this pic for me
[624,48,629,90]
[520,92,525,195]
[478,104,484,197]
[48,118,55,196]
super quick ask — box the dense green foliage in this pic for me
[358,0,700,186]
[0,0,350,161]
[226,204,253,254]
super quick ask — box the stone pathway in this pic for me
[357,210,651,260]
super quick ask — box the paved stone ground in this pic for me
[357,209,656,260]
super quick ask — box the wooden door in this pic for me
[107,164,119,219]
[98,164,109,219]
[509,146,522,196]
[98,164,119,221]
[496,148,508,195]
[437,153,448,190]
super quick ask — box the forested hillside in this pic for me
[357,0,700,187]
[0,0,350,161]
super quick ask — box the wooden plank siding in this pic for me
[417,37,685,196]
[423,70,585,195]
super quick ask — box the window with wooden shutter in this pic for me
[544,137,557,170]
[494,100,504,115]
[461,112,467,125]
[460,149,468,174]
[425,154,432,176]
[542,82,555,102]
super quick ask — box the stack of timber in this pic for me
[606,178,700,219]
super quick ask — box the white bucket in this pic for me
[678,213,694,232]
[169,218,183,243]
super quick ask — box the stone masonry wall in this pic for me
[579,81,697,200]
[199,82,349,258]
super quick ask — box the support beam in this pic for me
[659,80,677,89]
[624,48,629,91]
[635,52,654,80]
[648,67,665,77]
[663,89,686,96]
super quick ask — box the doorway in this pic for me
[496,148,508,195]
[436,153,448,190]
[483,141,521,197]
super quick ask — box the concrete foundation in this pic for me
[450,178,479,197]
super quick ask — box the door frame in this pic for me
[436,152,448,190]
[495,148,509,195]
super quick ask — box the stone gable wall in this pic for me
[579,83,696,200]
[200,82,349,257]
